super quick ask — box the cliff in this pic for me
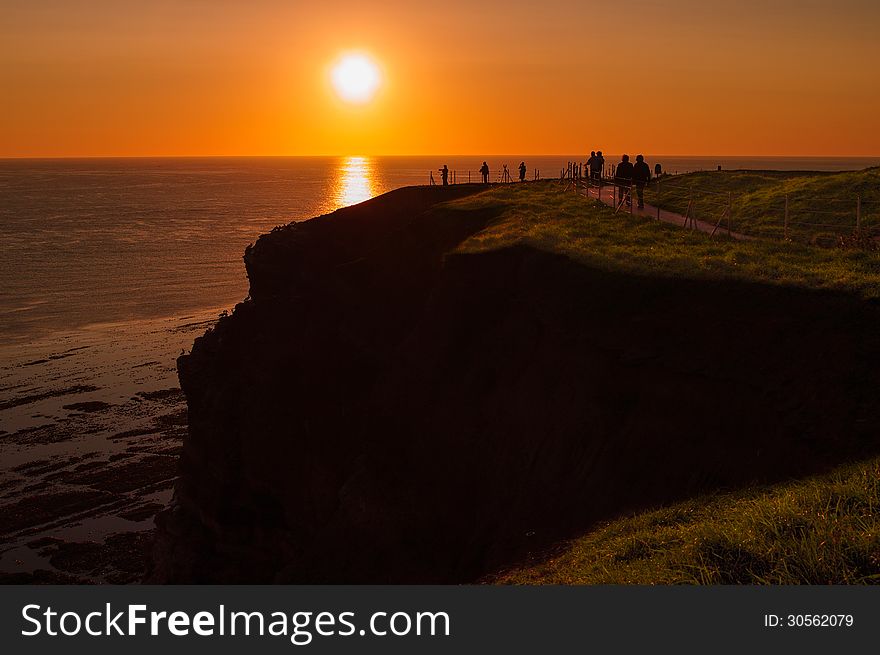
[150,183,880,583]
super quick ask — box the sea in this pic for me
[0,154,878,579]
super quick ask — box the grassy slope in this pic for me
[491,457,880,585]
[437,182,879,584]
[444,181,880,300]
[643,168,880,241]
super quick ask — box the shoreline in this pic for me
[0,298,246,350]
[0,306,229,583]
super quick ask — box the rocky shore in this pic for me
[0,313,218,583]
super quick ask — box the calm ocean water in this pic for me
[2,155,878,344]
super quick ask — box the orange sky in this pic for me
[2,0,879,157]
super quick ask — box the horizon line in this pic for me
[2,153,880,161]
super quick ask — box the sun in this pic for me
[331,54,381,104]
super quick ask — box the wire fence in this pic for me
[426,158,700,187]
[429,165,542,186]
[557,165,880,247]
[424,160,878,248]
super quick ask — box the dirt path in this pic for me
[581,182,756,241]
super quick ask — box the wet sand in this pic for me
[0,309,223,583]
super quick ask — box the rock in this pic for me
[63,401,112,413]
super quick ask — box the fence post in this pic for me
[727,191,732,237]
[656,177,661,220]
[856,194,862,234]
[684,191,694,229]
[783,194,789,240]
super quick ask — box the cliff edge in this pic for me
[150,184,879,583]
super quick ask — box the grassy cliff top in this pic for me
[436,181,880,300]
[645,167,880,240]
[490,456,880,585]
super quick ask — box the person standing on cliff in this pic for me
[518,161,526,182]
[633,154,651,209]
[614,154,634,207]
[595,150,605,180]
[587,151,597,181]
[480,161,490,184]
[439,164,449,186]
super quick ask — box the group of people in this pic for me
[438,160,529,185]
[439,154,660,210]
[588,151,659,210]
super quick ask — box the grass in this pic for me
[439,180,880,301]
[642,168,880,242]
[490,457,880,584]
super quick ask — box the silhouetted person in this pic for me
[595,150,605,180]
[480,161,490,184]
[654,162,662,177]
[614,154,634,206]
[518,161,526,182]
[439,164,449,186]
[633,155,651,209]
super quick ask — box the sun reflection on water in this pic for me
[335,156,375,208]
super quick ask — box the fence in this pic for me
[429,166,541,186]
[557,165,880,246]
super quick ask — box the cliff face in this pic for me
[150,186,880,583]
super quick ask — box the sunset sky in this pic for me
[2,0,879,158]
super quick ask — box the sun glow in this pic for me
[331,54,381,104]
